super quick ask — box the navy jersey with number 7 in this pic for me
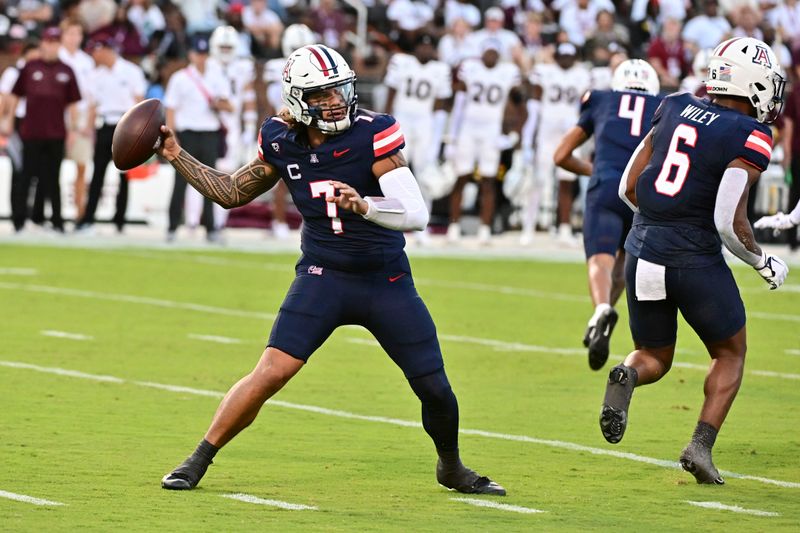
[625,92,773,268]
[258,109,408,272]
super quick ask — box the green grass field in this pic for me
[1,243,799,531]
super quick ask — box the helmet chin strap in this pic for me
[314,116,351,134]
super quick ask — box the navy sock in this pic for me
[407,369,460,459]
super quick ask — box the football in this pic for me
[111,98,165,171]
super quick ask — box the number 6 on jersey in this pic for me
[654,124,697,197]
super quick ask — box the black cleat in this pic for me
[600,364,637,444]
[161,456,212,490]
[437,460,506,496]
[584,308,618,370]
[680,443,725,485]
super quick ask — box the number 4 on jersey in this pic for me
[618,94,645,136]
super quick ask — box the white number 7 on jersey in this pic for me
[310,180,344,234]
[618,94,645,136]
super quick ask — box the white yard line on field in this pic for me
[0,282,276,321]
[4,279,799,326]
[0,267,37,276]
[451,497,545,514]
[187,334,243,345]
[4,281,799,382]
[786,349,800,356]
[2,360,799,490]
[672,362,800,381]
[1,281,796,383]
[749,311,800,323]
[221,493,317,510]
[0,489,65,506]
[40,330,93,341]
[685,501,779,517]
[113,250,800,306]
[348,339,800,381]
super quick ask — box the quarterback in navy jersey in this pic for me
[601,38,788,485]
[554,59,662,371]
[156,44,505,495]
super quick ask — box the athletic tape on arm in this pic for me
[364,167,429,231]
[714,166,763,267]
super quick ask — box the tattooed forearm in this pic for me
[733,218,761,256]
[170,150,278,209]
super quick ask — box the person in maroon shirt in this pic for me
[647,18,689,93]
[779,57,800,251]
[9,26,81,232]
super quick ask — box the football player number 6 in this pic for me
[310,180,343,234]
[654,124,697,197]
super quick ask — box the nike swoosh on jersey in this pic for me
[388,273,407,282]
[333,148,351,158]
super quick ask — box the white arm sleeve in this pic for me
[790,198,800,225]
[521,99,540,151]
[431,109,448,149]
[714,166,764,267]
[446,91,467,142]
[619,137,647,213]
[363,166,430,231]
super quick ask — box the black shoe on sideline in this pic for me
[161,456,212,490]
[436,459,506,496]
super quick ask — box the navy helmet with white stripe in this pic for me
[281,44,358,134]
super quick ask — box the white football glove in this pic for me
[443,142,458,162]
[522,147,535,166]
[754,252,789,290]
[754,212,798,231]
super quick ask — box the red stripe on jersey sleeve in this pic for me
[257,129,265,161]
[373,122,400,142]
[749,129,772,146]
[374,134,405,157]
[744,140,771,158]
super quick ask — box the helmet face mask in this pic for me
[706,37,786,123]
[611,59,660,96]
[282,45,358,134]
[210,26,239,64]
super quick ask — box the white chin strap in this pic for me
[316,116,351,134]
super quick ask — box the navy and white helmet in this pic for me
[281,45,357,134]
[707,37,785,123]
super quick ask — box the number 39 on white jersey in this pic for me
[384,53,452,117]
[457,58,521,129]
[531,62,591,132]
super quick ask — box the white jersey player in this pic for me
[384,35,452,178]
[185,25,255,235]
[523,42,591,243]
[258,23,317,239]
[446,46,524,244]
